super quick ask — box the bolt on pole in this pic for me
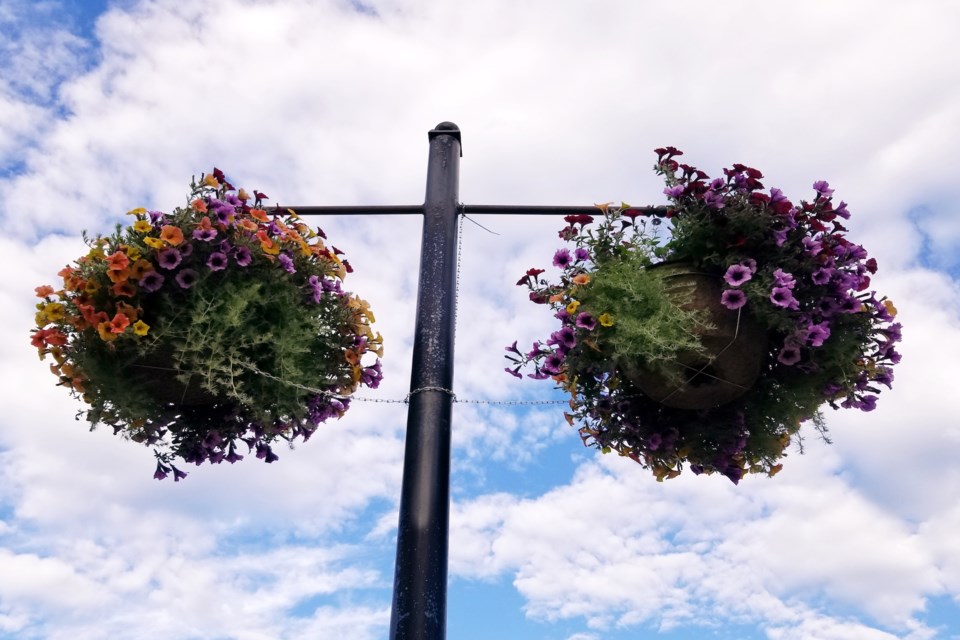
[389,122,462,640]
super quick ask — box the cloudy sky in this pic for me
[2,0,959,638]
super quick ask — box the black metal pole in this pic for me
[389,122,462,640]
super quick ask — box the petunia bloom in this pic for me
[723,264,752,287]
[157,248,182,270]
[553,249,572,268]
[721,289,747,310]
[770,287,799,310]
[206,252,228,271]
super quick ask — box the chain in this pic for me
[455,207,465,337]
[237,361,563,406]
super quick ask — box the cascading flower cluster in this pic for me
[507,149,901,484]
[32,169,383,480]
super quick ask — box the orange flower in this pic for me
[109,313,130,334]
[197,215,213,231]
[191,198,208,213]
[112,281,136,297]
[106,251,130,272]
[35,285,55,297]
[44,329,68,346]
[250,208,269,222]
[572,274,591,286]
[159,225,184,246]
[97,322,118,342]
[201,174,220,189]
[106,268,131,283]
[115,301,139,322]
[129,259,153,280]
[238,219,258,231]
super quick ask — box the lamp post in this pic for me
[288,122,663,640]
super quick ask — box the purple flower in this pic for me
[777,343,802,365]
[575,312,597,331]
[210,199,235,225]
[148,210,166,225]
[646,433,662,451]
[207,252,228,271]
[179,242,194,258]
[812,180,834,197]
[171,465,188,482]
[278,253,296,274]
[723,264,753,286]
[816,297,838,316]
[176,269,199,289]
[139,271,165,292]
[153,462,169,480]
[838,295,863,314]
[574,247,590,262]
[835,201,851,219]
[803,236,822,255]
[703,190,725,209]
[360,361,383,388]
[770,188,787,203]
[721,289,748,310]
[663,185,684,198]
[555,326,577,349]
[773,269,796,289]
[773,228,789,247]
[553,249,573,268]
[192,228,218,242]
[804,322,831,347]
[770,287,799,310]
[858,395,878,411]
[505,366,522,379]
[234,246,253,267]
[541,353,563,375]
[874,367,894,388]
[740,258,757,273]
[255,443,279,463]
[811,267,833,285]
[157,248,182,270]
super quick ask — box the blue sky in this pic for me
[2,1,960,639]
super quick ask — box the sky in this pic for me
[1,0,959,639]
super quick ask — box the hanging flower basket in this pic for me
[507,148,901,483]
[622,262,768,410]
[31,169,383,480]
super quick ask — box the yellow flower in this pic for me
[884,299,897,317]
[126,207,147,216]
[144,237,165,249]
[43,303,66,322]
[598,313,614,327]
[566,300,580,314]
[133,219,153,233]
[201,174,220,189]
[132,320,150,336]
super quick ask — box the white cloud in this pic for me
[1,0,960,637]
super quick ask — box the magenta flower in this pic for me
[721,289,747,310]
[812,180,834,197]
[176,269,199,289]
[207,252,228,271]
[772,269,796,289]
[157,248,182,270]
[723,264,753,286]
[703,190,725,209]
[663,185,684,198]
[575,312,597,331]
[804,322,831,347]
[278,253,296,274]
[811,267,833,285]
[139,271,164,292]
[234,246,252,267]
[777,343,802,365]
[553,249,572,268]
[770,287,799,309]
